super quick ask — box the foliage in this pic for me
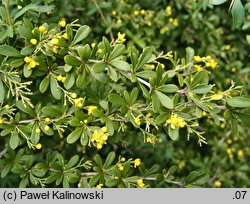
[0,0,250,188]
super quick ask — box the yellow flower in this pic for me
[237,150,244,160]
[225,45,231,50]
[146,137,152,143]
[194,56,202,62]
[74,98,84,108]
[63,33,68,40]
[226,139,232,144]
[166,114,186,129]
[169,18,174,23]
[134,116,141,126]
[96,184,103,188]
[88,106,97,115]
[56,75,63,81]
[59,19,66,27]
[0,118,3,124]
[117,19,122,24]
[220,123,225,129]
[227,148,232,155]
[133,158,141,168]
[91,43,96,48]
[173,18,178,27]
[120,157,126,162]
[71,93,77,99]
[147,22,152,26]
[97,49,103,54]
[96,143,103,149]
[38,26,46,33]
[112,10,117,16]
[150,64,155,69]
[4,104,10,109]
[165,6,172,16]
[35,143,42,149]
[44,125,50,131]
[24,56,33,63]
[27,60,39,69]
[101,126,108,133]
[134,10,139,15]
[214,180,222,188]
[140,9,145,15]
[61,77,66,83]
[35,128,41,134]
[211,93,223,100]
[30,39,37,45]
[51,38,59,45]
[137,179,145,188]
[118,163,124,171]
[194,65,203,72]
[118,32,126,43]
[45,117,51,123]
[231,67,236,73]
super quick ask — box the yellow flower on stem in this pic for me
[87,106,97,115]
[133,158,141,168]
[214,180,222,188]
[211,93,223,100]
[38,26,46,33]
[59,19,66,27]
[134,116,141,126]
[96,184,103,188]
[30,39,37,45]
[118,32,126,43]
[166,114,186,129]
[137,179,145,188]
[35,143,42,149]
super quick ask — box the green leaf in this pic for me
[231,0,245,28]
[64,72,75,90]
[39,76,50,93]
[71,25,91,46]
[93,62,106,73]
[1,164,12,178]
[235,113,250,126]
[78,44,91,61]
[135,47,153,70]
[0,45,22,57]
[64,55,81,67]
[190,84,213,94]
[103,151,116,169]
[14,4,53,20]
[0,79,5,103]
[94,154,103,167]
[10,58,24,68]
[10,132,20,149]
[109,59,130,71]
[108,93,126,106]
[136,70,156,79]
[155,90,174,109]
[50,76,62,100]
[246,35,250,45]
[151,92,161,112]
[66,127,83,144]
[158,84,179,93]
[227,97,250,108]
[109,44,126,60]
[190,71,209,88]
[168,126,179,141]
[65,155,80,169]
[15,101,35,116]
[18,26,32,39]
[185,171,209,186]
[209,0,227,5]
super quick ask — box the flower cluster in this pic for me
[24,57,39,69]
[91,126,110,149]
[193,55,218,70]
[166,114,186,129]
